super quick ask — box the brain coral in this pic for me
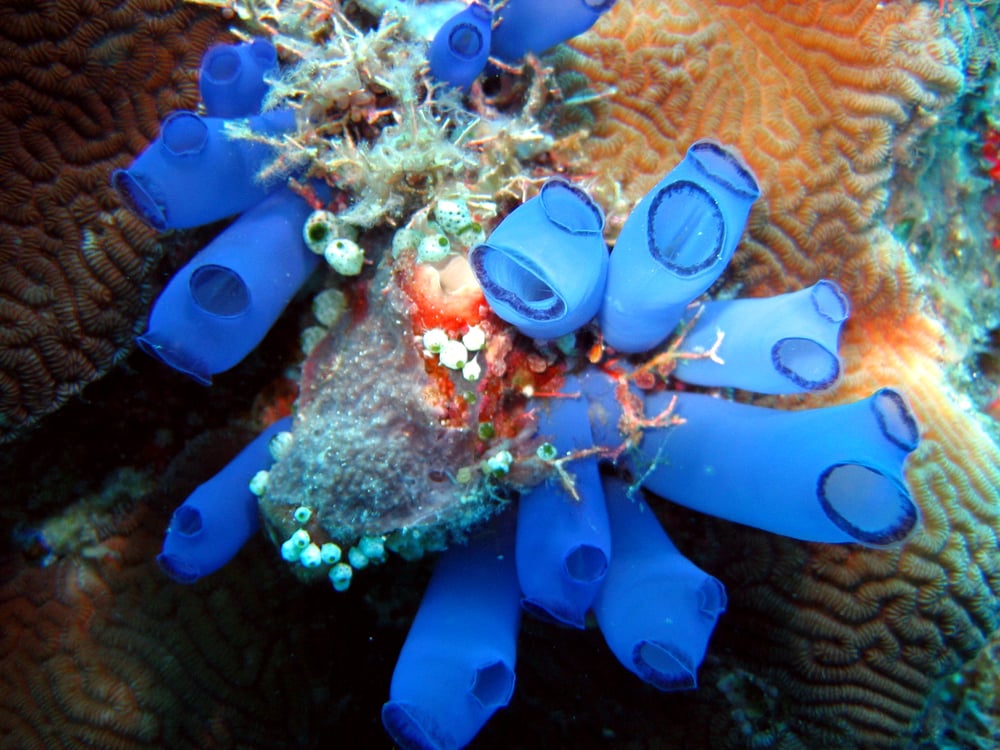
[0,0,224,443]
[2,1,998,748]
[0,446,395,749]
[553,0,1000,746]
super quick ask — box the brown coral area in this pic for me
[0,421,422,750]
[556,1,1000,747]
[0,0,225,442]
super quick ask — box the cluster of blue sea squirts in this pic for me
[113,3,923,749]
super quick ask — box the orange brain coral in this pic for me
[555,0,1000,747]
[0,0,224,442]
[556,0,961,316]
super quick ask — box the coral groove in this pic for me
[0,0,225,441]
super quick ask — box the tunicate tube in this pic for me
[594,476,726,691]
[673,280,850,393]
[382,516,521,750]
[490,0,618,63]
[111,109,295,231]
[617,387,920,545]
[599,140,760,352]
[198,39,278,117]
[428,3,492,89]
[470,179,608,339]
[136,186,322,384]
[158,416,292,583]
[517,376,611,627]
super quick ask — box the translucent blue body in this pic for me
[158,416,291,583]
[634,389,920,544]
[136,187,321,384]
[470,179,608,339]
[673,280,850,393]
[111,109,295,231]
[491,0,617,62]
[594,477,727,691]
[517,376,611,627]
[198,39,277,117]
[579,369,920,546]
[383,518,521,750]
[428,3,492,89]
[599,140,761,352]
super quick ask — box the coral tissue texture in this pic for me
[0,0,224,442]
[558,1,1000,748]
[0,503,342,750]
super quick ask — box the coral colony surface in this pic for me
[2,0,1000,749]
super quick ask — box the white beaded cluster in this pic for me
[421,325,486,382]
[391,197,487,265]
[277,505,387,593]
[303,209,364,276]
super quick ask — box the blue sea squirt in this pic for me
[112,20,925,750]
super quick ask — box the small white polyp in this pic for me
[329,562,353,591]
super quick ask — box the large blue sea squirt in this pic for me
[673,280,851,393]
[111,109,294,231]
[599,139,761,352]
[158,417,292,583]
[428,2,492,89]
[491,0,618,63]
[517,376,611,628]
[470,179,608,339]
[383,518,521,750]
[136,187,322,384]
[198,38,278,117]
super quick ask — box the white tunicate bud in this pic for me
[417,233,452,263]
[281,538,302,562]
[329,562,353,591]
[348,545,369,569]
[422,328,449,354]
[290,529,311,550]
[300,543,322,568]
[248,469,269,497]
[300,325,327,356]
[391,226,421,257]
[438,339,469,370]
[486,449,513,477]
[536,442,558,461]
[456,223,486,248]
[324,238,365,276]
[320,542,342,565]
[555,332,577,356]
[462,357,481,382]
[462,325,486,351]
[303,210,357,254]
[268,431,294,461]
[358,535,386,563]
[434,199,473,236]
[293,505,312,524]
[312,288,347,328]
[303,210,338,254]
